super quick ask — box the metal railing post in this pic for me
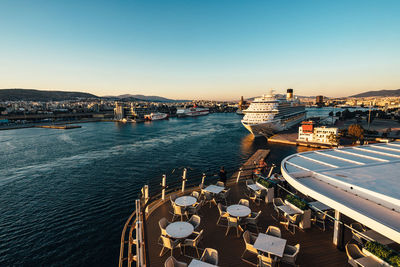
[267,164,275,178]
[201,173,206,186]
[161,174,166,200]
[143,185,149,214]
[182,168,187,192]
[134,199,141,267]
[236,167,243,183]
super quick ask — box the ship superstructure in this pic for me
[241,89,306,137]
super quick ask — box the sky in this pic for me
[0,0,399,100]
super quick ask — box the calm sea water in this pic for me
[0,113,310,266]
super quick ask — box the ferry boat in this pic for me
[144,112,168,121]
[241,89,306,137]
[176,106,209,117]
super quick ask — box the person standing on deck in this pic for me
[218,166,227,186]
[259,159,268,175]
[254,158,267,177]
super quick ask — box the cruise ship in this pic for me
[241,89,306,137]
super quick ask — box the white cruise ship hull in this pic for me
[242,112,306,137]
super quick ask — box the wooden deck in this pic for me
[144,180,349,266]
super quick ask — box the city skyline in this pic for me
[0,0,399,100]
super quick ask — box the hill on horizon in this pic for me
[0,89,98,101]
[351,89,400,97]
[103,94,191,102]
[0,89,191,102]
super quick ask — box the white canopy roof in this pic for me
[281,142,400,244]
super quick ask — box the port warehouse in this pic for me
[119,144,400,266]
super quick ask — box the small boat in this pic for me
[144,112,169,121]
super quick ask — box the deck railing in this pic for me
[119,199,145,267]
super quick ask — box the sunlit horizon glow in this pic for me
[0,0,399,101]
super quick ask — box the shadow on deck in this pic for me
[144,181,348,266]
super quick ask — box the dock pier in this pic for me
[230,149,270,183]
[35,125,82,130]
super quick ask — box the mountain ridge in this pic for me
[0,89,98,101]
[0,88,190,102]
[350,89,400,97]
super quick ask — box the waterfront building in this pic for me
[114,102,124,120]
[316,95,324,107]
[298,121,339,145]
[113,102,156,120]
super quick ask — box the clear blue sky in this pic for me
[0,0,399,100]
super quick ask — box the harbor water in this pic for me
[0,113,314,266]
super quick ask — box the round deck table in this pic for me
[227,204,251,217]
[175,196,197,207]
[166,221,194,239]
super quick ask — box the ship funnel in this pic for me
[287,89,294,100]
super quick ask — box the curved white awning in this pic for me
[281,142,400,244]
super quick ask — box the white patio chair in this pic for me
[159,217,171,236]
[244,210,262,233]
[281,214,302,235]
[200,248,218,265]
[216,181,225,187]
[281,244,300,266]
[169,194,178,216]
[172,203,188,221]
[249,189,266,206]
[158,217,171,244]
[241,230,259,265]
[312,211,327,231]
[225,216,240,237]
[182,230,204,258]
[170,194,177,205]
[188,215,201,230]
[257,254,278,267]
[345,243,366,267]
[203,191,217,208]
[217,203,229,226]
[217,188,230,205]
[191,191,200,199]
[160,235,182,257]
[266,225,281,238]
[239,198,250,207]
[271,198,284,221]
[187,199,203,216]
[350,223,366,245]
[164,256,188,267]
